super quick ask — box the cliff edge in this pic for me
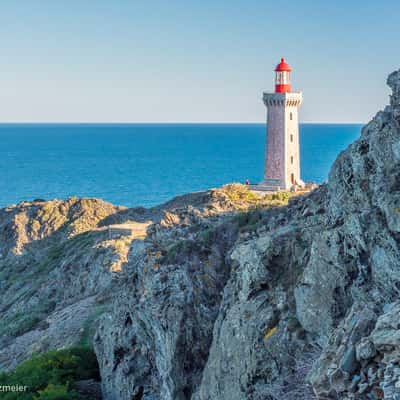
[93,69,400,400]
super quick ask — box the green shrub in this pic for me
[267,191,292,202]
[0,347,99,400]
[233,211,250,228]
[233,209,263,232]
[162,240,188,263]
[198,227,216,249]
[33,384,79,400]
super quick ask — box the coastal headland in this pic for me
[0,69,400,399]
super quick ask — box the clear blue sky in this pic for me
[0,0,398,123]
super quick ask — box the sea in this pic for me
[0,123,362,208]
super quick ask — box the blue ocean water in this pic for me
[0,124,362,208]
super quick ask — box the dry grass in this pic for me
[222,183,261,202]
[221,183,296,209]
[264,326,278,340]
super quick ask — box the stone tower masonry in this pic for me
[261,58,303,190]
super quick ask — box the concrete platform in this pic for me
[247,182,318,195]
[248,184,281,192]
[99,222,151,239]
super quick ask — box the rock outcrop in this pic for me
[0,198,124,370]
[93,69,400,400]
[0,186,281,371]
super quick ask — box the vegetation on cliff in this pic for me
[0,347,99,400]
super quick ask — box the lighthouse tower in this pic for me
[261,58,303,190]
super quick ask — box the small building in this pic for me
[259,58,303,191]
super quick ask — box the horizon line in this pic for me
[0,121,365,125]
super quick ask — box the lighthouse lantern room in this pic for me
[275,58,292,93]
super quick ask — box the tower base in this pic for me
[257,179,286,191]
[249,178,306,192]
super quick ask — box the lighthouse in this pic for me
[261,58,303,190]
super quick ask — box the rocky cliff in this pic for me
[1,70,400,400]
[0,186,282,372]
[0,197,122,370]
[93,69,400,400]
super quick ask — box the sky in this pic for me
[0,0,398,123]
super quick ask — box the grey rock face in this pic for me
[0,189,252,372]
[356,338,376,361]
[74,379,103,400]
[0,185,263,372]
[0,198,125,370]
[310,302,400,399]
[95,211,240,400]
[94,69,400,400]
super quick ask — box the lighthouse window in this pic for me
[291,156,294,164]
[290,112,293,120]
[290,134,294,142]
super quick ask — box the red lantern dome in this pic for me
[275,58,292,72]
[275,57,291,93]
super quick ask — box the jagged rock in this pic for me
[356,338,376,361]
[340,345,358,374]
[370,302,400,350]
[73,379,102,400]
[93,68,400,400]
